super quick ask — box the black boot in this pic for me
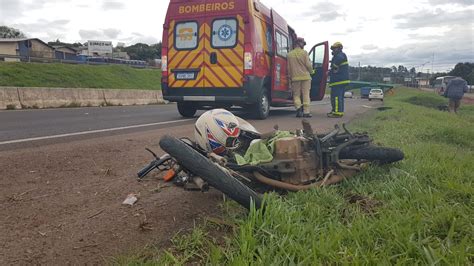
[327,112,343,118]
[296,107,303,117]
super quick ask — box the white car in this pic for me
[344,91,353,98]
[434,76,456,95]
[369,89,384,101]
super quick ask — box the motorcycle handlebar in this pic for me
[137,161,159,179]
[137,154,172,179]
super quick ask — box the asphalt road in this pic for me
[0,104,184,140]
[0,98,376,149]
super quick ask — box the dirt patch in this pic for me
[462,96,474,105]
[376,107,393,111]
[0,126,224,265]
[403,95,447,110]
[345,193,382,214]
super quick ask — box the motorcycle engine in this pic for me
[271,137,321,185]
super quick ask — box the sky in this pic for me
[1,0,473,72]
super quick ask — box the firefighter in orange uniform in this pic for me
[287,37,313,118]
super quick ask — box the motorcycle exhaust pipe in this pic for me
[252,170,355,192]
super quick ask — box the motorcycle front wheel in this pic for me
[339,145,404,164]
[159,135,262,210]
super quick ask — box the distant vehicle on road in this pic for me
[369,89,384,101]
[434,76,456,95]
[360,87,371,98]
[344,91,353,98]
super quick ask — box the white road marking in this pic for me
[0,101,332,146]
[0,119,194,145]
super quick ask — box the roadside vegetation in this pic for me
[0,62,162,90]
[116,88,473,265]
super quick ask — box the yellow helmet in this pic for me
[331,42,343,50]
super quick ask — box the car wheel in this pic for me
[252,89,270,120]
[177,102,197,118]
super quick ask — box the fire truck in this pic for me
[161,0,329,119]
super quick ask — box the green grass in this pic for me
[0,62,162,90]
[116,88,473,265]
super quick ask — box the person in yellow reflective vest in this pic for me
[287,37,313,118]
[328,42,350,118]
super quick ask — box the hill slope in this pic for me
[0,62,162,90]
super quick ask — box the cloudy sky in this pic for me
[1,0,473,71]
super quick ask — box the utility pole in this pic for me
[358,62,361,81]
[431,53,434,76]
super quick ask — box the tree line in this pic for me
[1,25,472,83]
[46,39,163,62]
[349,63,474,85]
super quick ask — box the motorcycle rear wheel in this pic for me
[339,145,404,164]
[159,135,262,210]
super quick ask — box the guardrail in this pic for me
[0,87,165,110]
[0,54,159,69]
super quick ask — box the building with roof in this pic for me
[53,46,78,61]
[0,38,55,62]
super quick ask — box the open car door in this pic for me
[309,41,329,101]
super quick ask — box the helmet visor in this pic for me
[225,137,240,150]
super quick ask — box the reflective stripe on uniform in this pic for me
[292,75,311,81]
[329,80,350,87]
[339,61,348,66]
[335,96,339,112]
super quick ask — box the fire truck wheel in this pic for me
[177,102,197,118]
[252,89,270,120]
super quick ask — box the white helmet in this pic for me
[194,109,241,154]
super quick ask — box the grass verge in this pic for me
[116,88,473,265]
[0,62,161,90]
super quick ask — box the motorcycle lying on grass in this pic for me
[137,109,404,210]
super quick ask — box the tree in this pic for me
[398,65,407,73]
[349,65,393,82]
[467,71,474,85]
[123,42,162,61]
[0,26,26,38]
[150,42,162,58]
[47,39,83,48]
[449,62,474,84]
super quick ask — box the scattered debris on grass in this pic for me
[345,193,382,214]
[150,183,172,193]
[138,214,154,232]
[122,194,138,206]
[87,209,105,219]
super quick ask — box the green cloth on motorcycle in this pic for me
[235,131,294,166]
